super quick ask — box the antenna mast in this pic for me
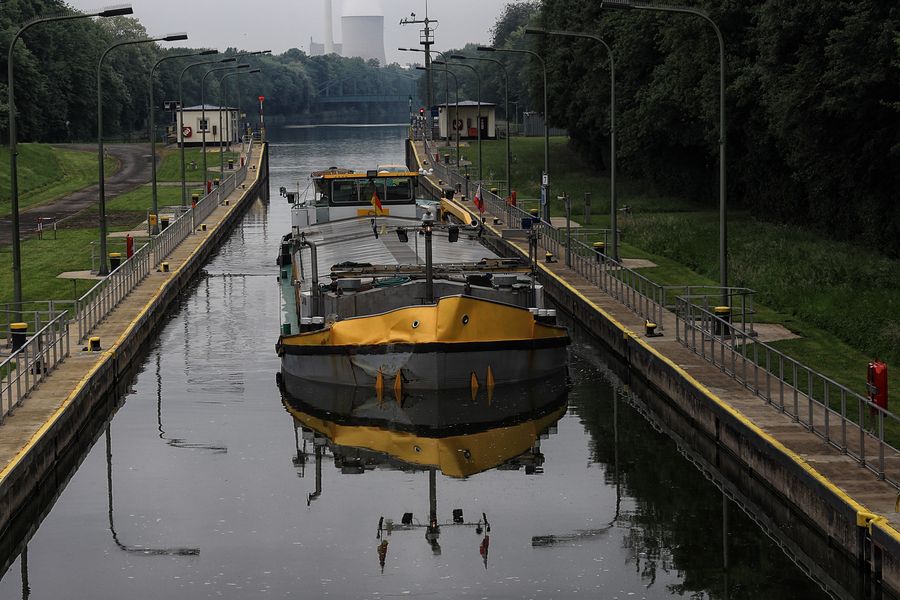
[400,0,437,111]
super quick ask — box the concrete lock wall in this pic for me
[0,145,270,538]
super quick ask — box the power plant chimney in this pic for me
[324,0,334,54]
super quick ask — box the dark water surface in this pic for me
[0,126,845,599]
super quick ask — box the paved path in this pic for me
[0,144,154,247]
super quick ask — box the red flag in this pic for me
[370,189,384,215]
[473,184,484,214]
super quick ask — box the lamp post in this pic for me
[7,4,133,314]
[478,46,549,221]
[202,64,248,185]
[199,51,270,187]
[435,60,481,184]
[97,33,188,276]
[525,27,618,260]
[603,0,727,296]
[179,57,236,206]
[149,49,217,235]
[451,54,511,198]
[219,68,260,180]
[417,65,459,167]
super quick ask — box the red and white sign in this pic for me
[182,125,193,138]
[452,119,464,131]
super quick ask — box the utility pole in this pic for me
[400,1,438,113]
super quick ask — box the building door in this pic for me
[479,116,488,139]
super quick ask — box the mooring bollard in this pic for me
[228,159,235,170]
[192,193,200,205]
[10,322,27,352]
[88,336,101,351]
[199,223,207,231]
[160,216,170,231]
[161,261,170,273]
[214,178,220,188]
[714,305,731,336]
[593,241,605,262]
[108,252,122,270]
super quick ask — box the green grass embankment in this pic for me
[0,144,119,217]
[157,147,239,182]
[451,136,899,405]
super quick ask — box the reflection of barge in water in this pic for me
[281,372,568,479]
[276,167,569,390]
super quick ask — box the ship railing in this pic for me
[674,296,900,488]
[0,310,70,424]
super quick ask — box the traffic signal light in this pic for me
[419,107,425,116]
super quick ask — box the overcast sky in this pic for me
[64,0,511,64]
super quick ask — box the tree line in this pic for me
[431,0,899,256]
[0,0,419,142]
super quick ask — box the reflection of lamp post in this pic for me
[178,56,236,206]
[219,68,260,180]
[7,4,133,313]
[525,27,619,260]
[478,46,549,221]
[415,65,459,166]
[97,33,188,276]
[451,54,511,197]
[435,60,481,184]
[603,0,728,298]
[149,49,217,234]
[106,426,200,556]
[155,351,227,453]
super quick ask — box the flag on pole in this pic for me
[473,184,484,214]
[370,189,385,216]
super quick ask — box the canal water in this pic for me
[0,126,854,599]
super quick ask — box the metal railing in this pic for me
[675,297,900,487]
[0,311,70,423]
[1,301,74,347]
[0,140,257,424]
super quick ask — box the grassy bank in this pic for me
[457,136,898,401]
[0,144,119,217]
[157,147,239,182]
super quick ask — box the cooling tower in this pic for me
[340,0,385,64]
[324,0,334,54]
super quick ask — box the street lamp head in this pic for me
[524,27,548,35]
[476,46,496,52]
[237,63,250,69]
[415,66,427,71]
[432,60,446,65]
[199,49,218,56]
[163,32,188,42]
[449,54,466,60]
[248,68,261,74]
[98,4,133,17]
[220,57,237,63]
[398,47,408,51]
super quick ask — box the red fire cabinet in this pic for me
[867,360,888,410]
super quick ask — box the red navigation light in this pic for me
[258,96,265,102]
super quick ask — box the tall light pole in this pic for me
[97,33,188,276]
[219,68,260,180]
[178,56,235,206]
[7,4,133,314]
[526,27,618,260]
[149,49,217,234]
[417,65,459,166]
[478,46,550,221]
[201,64,248,184]
[436,60,482,184]
[603,0,727,296]
[451,54,511,198]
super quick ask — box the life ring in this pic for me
[182,125,193,138]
